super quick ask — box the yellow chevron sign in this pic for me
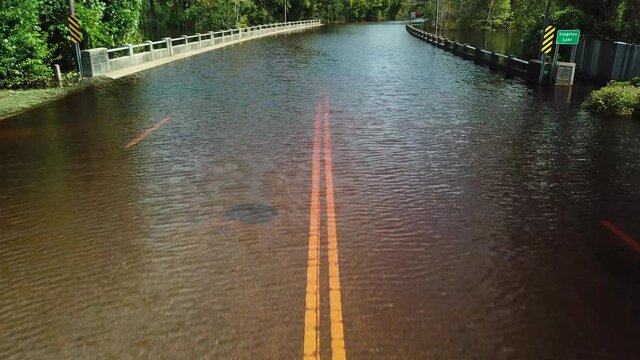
[68,15,83,44]
[541,25,556,54]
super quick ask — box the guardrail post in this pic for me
[182,35,188,45]
[164,37,172,56]
[80,48,108,77]
[209,31,215,45]
[125,44,134,57]
[506,55,513,76]
[474,47,483,64]
[490,52,498,69]
[145,40,153,58]
[196,33,202,45]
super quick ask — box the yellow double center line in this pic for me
[303,97,346,360]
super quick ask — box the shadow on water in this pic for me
[225,203,278,224]
[443,29,525,57]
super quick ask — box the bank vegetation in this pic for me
[583,77,640,117]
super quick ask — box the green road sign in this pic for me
[557,30,580,45]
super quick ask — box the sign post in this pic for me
[538,24,556,84]
[537,0,553,84]
[67,0,83,77]
[557,29,580,63]
[435,0,439,36]
[549,29,580,86]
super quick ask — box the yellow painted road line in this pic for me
[125,116,173,148]
[303,99,323,360]
[323,98,347,360]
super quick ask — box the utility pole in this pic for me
[538,0,552,84]
[435,0,439,36]
[285,0,287,24]
[67,0,83,77]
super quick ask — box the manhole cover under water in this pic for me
[225,203,278,224]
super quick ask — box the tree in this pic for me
[0,0,52,88]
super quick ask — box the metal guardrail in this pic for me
[107,46,129,54]
[106,20,320,60]
[406,24,531,79]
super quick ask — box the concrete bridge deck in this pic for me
[82,20,323,79]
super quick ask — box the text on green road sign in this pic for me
[557,30,580,45]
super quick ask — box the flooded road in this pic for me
[2,23,640,359]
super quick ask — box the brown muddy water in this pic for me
[1,23,640,359]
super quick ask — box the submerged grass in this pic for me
[0,88,73,120]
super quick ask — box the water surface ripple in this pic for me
[1,23,640,359]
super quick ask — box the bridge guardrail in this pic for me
[82,20,322,77]
[406,24,536,82]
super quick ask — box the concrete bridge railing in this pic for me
[82,20,322,77]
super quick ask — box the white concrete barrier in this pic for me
[82,20,323,78]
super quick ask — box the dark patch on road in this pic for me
[225,203,278,224]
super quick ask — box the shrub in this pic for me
[0,0,52,88]
[582,80,640,116]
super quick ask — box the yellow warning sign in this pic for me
[68,15,82,44]
[541,25,556,54]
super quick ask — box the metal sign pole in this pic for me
[570,44,577,63]
[538,0,553,84]
[551,43,559,83]
[75,45,83,78]
[68,0,83,78]
[435,0,439,36]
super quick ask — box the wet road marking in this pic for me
[601,220,640,253]
[304,97,347,360]
[125,116,173,148]
[304,99,323,360]
[323,98,346,360]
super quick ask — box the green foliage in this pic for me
[104,0,143,44]
[582,80,640,117]
[3,0,640,90]
[553,6,590,31]
[40,0,77,70]
[75,0,112,48]
[486,0,511,30]
[0,0,52,88]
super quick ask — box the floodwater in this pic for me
[2,23,640,359]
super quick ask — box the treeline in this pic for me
[6,1,639,89]
[413,0,640,59]
[1,0,406,89]
[418,0,640,45]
